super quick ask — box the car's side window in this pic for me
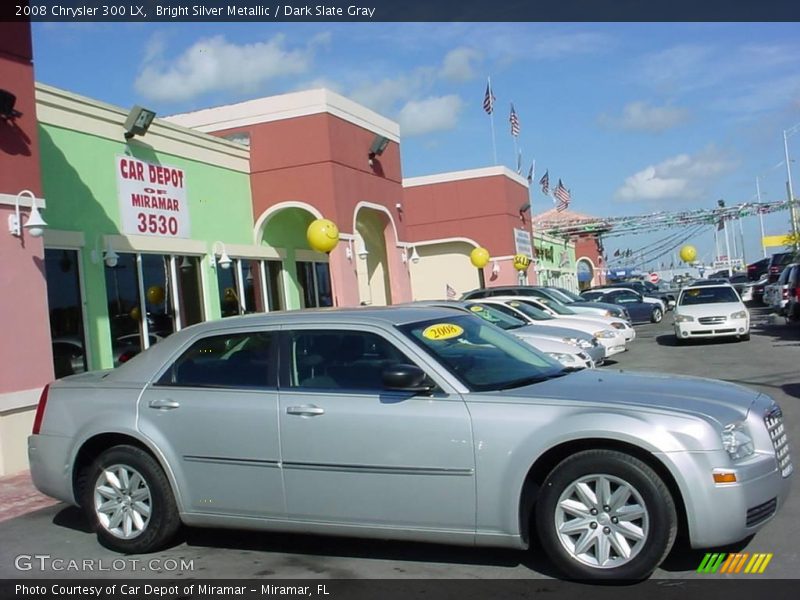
[615,290,639,303]
[157,331,275,389]
[287,330,413,391]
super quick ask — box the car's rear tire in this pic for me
[82,445,180,553]
[650,308,663,323]
[535,449,677,581]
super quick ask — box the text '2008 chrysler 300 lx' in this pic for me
[28,306,792,580]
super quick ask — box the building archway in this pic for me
[577,258,595,291]
[353,205,397,306]
[259,204,332,310]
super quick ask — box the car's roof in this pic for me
[104,305,474,383]
[681,282,735,291]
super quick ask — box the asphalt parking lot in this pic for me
[0,307,798,581]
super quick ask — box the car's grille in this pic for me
[746,498,777,527]
[698,316,727,325]
[765,406,793,478]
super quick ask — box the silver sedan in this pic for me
[28,306,792,581]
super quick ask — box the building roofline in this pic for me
[403,166,528,188]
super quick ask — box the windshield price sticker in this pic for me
[469,305,484,312]
[422,323,464,341]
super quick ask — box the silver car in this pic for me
[28,307,792,580]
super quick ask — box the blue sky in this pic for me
[30,22,800,269]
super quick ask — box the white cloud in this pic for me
[134,34,318,103]
[615,147,736,203]
[600,101,689,133]
[440,47,481,82]
[398,95,463,137]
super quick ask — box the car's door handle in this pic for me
[148,398,181,410]
[286,405,325,416]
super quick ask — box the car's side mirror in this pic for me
[382,363,435,393]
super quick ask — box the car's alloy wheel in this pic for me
[83,445,180,553]
[536,449,677,580]
[553,474,649,569]
[93,463,152,540]
[651,308,663,323]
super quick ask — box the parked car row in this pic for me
[764,261,800,319]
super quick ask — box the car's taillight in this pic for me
[32,384,50,435]
[782,289,789,299]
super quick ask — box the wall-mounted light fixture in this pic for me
[179,256,193,270]
[90,235,119,268]
[345,239,354,261]
[123,105,157,140]
[491,260,501,276]
[368,134,390,166]
[519,201,531,222]
[409,246,420,264]
[8,190,47,238]
[212,241,232,269]
[0,89,22,119]
[356,237,369,259]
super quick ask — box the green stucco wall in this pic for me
[38,124,252,369]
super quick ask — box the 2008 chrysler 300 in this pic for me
[28,306,792,580]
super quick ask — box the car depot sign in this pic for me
[117,156,190,238]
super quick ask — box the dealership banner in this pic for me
[116,156,190,238]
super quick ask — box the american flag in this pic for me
[554,179,570,212]
[527,160,535,183]
[483,81,495,115]
[509,103,520,137]
[446,284,457,299]
[539,170,549,195]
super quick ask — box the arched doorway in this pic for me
[577,258,595,291]
[353,205,397,306]
[258,204,333,310]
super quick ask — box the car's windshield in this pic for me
[580,291,604,302]
[504,300,554,321]
[398,315,564,392]
[679,287,740,305]
[554,288,583,302]
[540,298,577,315]
[462,303,527,330]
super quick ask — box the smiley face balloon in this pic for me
[306,218,340,254]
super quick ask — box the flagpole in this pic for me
[488,77,497,165]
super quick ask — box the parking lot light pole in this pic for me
[782,124,800,255]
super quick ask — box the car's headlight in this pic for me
[547,352,579,365]
[721,422,755,461]
[674,314,694,322]
[594,330,616,339]
[730,310,748,319]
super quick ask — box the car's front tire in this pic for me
[536,449,677,581]
[650,308,663,323]
[82,445,180,553]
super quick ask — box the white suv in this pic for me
[674,283,750,343]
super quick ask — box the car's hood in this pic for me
[529,317,603,335]
[550,315,621,331]
[675,302,744,318]
[512,332,582,354]
[497,369,757,424]
[569,301,622,314]
[516,324,592,341]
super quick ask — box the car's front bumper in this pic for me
[674,317,749,340]
[665,449,792,549]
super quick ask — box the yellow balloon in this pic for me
[470,247,490,268]
[679,245,697,263]
[513,254,531,271]
[306,218,340,254]
[146,285,165,304]
[129,306,141,321]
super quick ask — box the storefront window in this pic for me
[45,249,87,378]
[266,260,285,311]
[217,260,242,317]
[107,253,205,360]
[105,252,144,364]
[176,256,204,327]
[218,258,282,317]
[297,261,333,308]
